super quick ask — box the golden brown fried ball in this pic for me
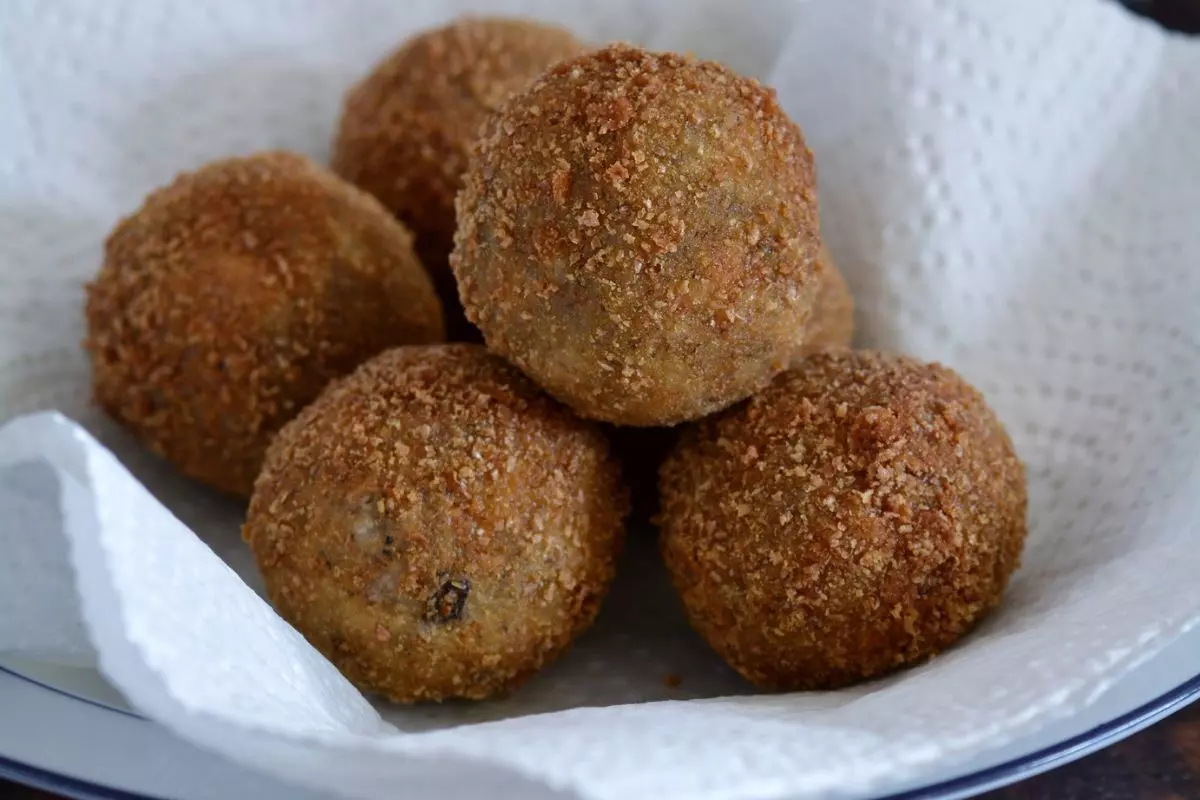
[243,344,627,702]
[453,44,822,426]
[85,152,444,497]
[659,350,1027,690]
[795,245,855,358]
[332,16,585,336]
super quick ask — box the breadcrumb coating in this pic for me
[796,245,855,357]
[85,152,444,496]
[333,16,584,337]
[452,44,822,425]
[659,350,1027,690]
[243,344,628,702]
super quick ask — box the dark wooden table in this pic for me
[6,2,1198,800]
[3,694,1200,798]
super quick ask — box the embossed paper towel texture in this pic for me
[1,1,1199,799]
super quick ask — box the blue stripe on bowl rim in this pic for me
[1,662,1198,800]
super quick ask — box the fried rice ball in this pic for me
[795,245,855,358]
[243,344,628,702]
[85,152,444,497]
[332,16,585,336]
[659,350,1027,690]
[452,44,822,426]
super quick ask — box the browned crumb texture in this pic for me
[795,244,855,358]
[85,151,445,497]
[243,344,628,702]
[332,16,585,276]
[452,43,822,426]
[659,350,1027,691]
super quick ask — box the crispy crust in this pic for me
[659,350,1027,690]
[243,344,628,702]
[795,245,855,357]
[332,16,585,276]
[452,44,822,426]
[84,152,444,496]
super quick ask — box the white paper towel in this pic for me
[2,0,1200,798]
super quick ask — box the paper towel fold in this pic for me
[3,1,1200,798]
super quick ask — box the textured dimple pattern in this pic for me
[1,1,1200,799]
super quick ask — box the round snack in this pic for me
[453,44,822,426]
[659,350,1027,690]
[332,15,585,325]
[85,152,444,497]
[795,245,855,358]
[243,344,627,702]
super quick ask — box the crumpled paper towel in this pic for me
[2,0,1200,798]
